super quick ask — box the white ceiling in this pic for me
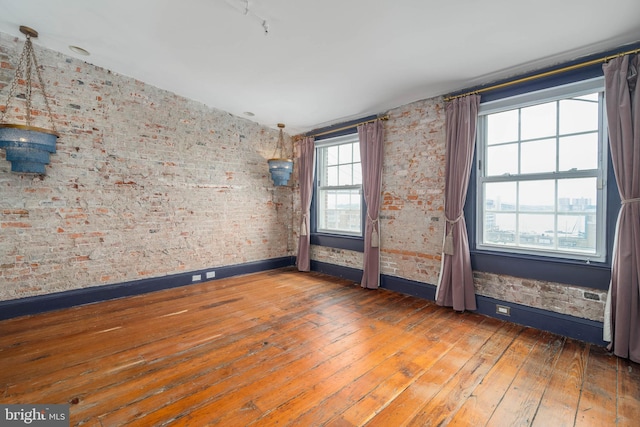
[1,0,639,135]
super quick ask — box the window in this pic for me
[476,78,607,262]
[315,133,363,237]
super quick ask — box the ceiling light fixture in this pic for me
[0,26,59,174]
[267,123,293,186]
[69,45,90,56]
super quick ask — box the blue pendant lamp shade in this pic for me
[0,26,59,174]
[0,124,58,173]
[268,158,293,186]
[268,123,293,186]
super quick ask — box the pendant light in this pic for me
[0,26,59,174]
[267,123,293,186]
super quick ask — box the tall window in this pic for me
[315,134,363,236]
[476,78,607,262]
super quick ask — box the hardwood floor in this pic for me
[1,268,638,426]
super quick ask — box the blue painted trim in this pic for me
[381,274,436,300]
[377,273,605,346]
[0,256,295,321]
[309,117,377,252]
[470,251,612,290]
[310,260,362,283]
[310,234,364,252]
[476,294,606,346]
[309,125,367,253]
[447,42,640,102]
[305,115,378,140]
[313,263,606,345]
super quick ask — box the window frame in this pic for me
[310,131,366,252]
[463,63,622,291]
[475,77,608,263]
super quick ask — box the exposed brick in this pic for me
[0,31,291,301]
[1,222,31,228]
[2,209,29,216]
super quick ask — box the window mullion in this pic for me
[517,108,522,175]
[554,179,559,251]
[319,184,361,190]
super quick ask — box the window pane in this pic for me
[336,192,351,208]
[519,214,555,248]
[559,133,598,171]
[353,163,362,185]
[318,188,361,234]
[557,178,597,213]
[327,165,338,186]
[339,143,353,164]
[327,146,339,166]
[353,144,361,163]
[558,213,596,253]
[338,164,352,185]
[559,93,599,135]
[521,102,557,140]
[487,144,518,176]
[519,180,555,212]
[485,182,516,211]
[521,138,556,174]
[484,213,516,244]
[487,110,518,145]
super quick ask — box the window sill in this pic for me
[470,249,611,290]
[310,233,364,252]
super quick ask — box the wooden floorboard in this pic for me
[1,268,638,426]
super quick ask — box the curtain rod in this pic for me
[299,115,389,140]
[443,47,640,102]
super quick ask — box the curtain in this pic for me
[358,121,384,289]
[602,54,640,363]
[296,136,315,272]
[436,95,480,311]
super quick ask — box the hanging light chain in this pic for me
[25,34,34,126]
[29,36,57,133]
[271,124,286,159]
[0,31,57,132]
[0,35,30,124]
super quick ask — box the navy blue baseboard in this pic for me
[310,262,606,347]
[0,256,295,321]
[310,260,363,283]
[475,295,606,347]
[2,256,607,347]
[381,275,437,300]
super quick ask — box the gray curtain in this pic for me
[436,95,480,311]
[602,54,640,363]
[296,136,315,272]
[358,121,384,289]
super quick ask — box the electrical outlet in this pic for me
[496,305,511,316]
[192,274,202,282]
[206,271,216,279]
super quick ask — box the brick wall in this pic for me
[0,33,293,301]
[305,97,607,323]
[310,246,362,270]
[379,98,447,285]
